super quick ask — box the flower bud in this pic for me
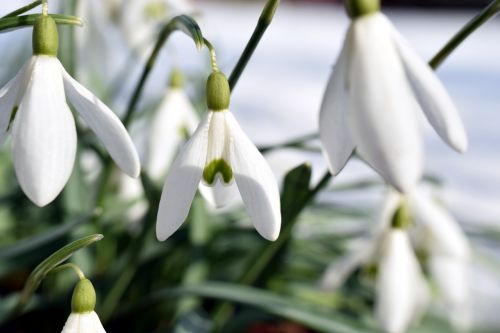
[206,71,230,111]
[32,15,59,56]
[345,0,380,19]
[71,279,96,314]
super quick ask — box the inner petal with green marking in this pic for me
[202,112,233,186]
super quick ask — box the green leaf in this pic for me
[0,14,82,33]
[14,234,103,314]
[134,282,377,333]
[2,1,42,18]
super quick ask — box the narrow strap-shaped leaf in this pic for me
[0,14,82,33]
[14,234,103,314]
[2,1,42,18]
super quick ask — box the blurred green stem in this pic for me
[49,262,85,280]
[259,132,319,153]
[2,1,42,18]
[0,14,81,32]
[228,0,280,90]
[429,0,500,69]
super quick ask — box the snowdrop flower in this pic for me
[147,69,199,180]
[156,71,281,241]
[61,279,106,333]
[319,0,467,193]
[0,15,140,206]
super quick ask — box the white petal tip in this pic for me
[258,223,281,242]
[156,225,172,242]
[30,194,56,207]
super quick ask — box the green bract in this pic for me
[345,0,380,19]
[32,14,58,56]
[391,201,412,230]
[71,279,96,313]
[206,71,230,111]
[169,69,184,88]
[203,158,233,185]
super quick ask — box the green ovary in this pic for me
[203,159,233,185]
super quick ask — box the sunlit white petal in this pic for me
[147,89,199,180]
[347,14,423,193]
[156,112,210,241]
[391,26,468,153]
[226,112,281,241]
[199,180,240,209]
[319,27,355,175]
[61,311,106,333]
[376,229,424,333]
[12,56,76,207]
[61,66,140,178]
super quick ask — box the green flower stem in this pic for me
[228,0,280,90]
[259,132,319,153]
[122,15,204,128]
[0,14,82,33]
[2,1,42,18]
[49,262,86,280]
[203,38,219,72]
[213,168,332,330]
[429,0,500,69]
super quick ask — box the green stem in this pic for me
[429,0,500,69]
[0,14,81,32]
[49,262,85,280]
[2,1,42,18]
[259,132,319,153]
[122,15,203,128]
[228,0,280,90]
[203,38,219,72]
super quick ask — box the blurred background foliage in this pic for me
[0,0,500,333]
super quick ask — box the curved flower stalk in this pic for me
[321,187,471,332]
[0,14,140,206]
[61,278,106,333]
[319,0,467,193]
[156,71,281,241]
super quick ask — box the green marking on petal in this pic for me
[7,106,18,131]
[203,159,233,185]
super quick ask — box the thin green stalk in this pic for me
[2,1,42,18]
[122,15,204,128]
[203,38,219,72]
[49,262,85,280]
[429,0,500,69]
[228,0,280,90]
[259,132,319,153]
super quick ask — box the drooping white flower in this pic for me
[0,15,140,207]
[319,1,467,193]
[321,186,471,332]
[147,70,199,181]
[61,278,106,333]
[156,72,281,241]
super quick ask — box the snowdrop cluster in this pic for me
[321,188,471,333]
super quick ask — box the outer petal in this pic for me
[0,58,35,146]
[391,27,468,153]
[226,112,281,241]
[347,13,423,193]
[12,56,77,207]
[61,313,80,333]
[409,191,470,259]
[147,89,199,180]
[376,229,424,333]
[319,27,355,175]
[156,112,211,241]
[61,66,140,178]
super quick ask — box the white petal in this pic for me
[429,256,471,331]
[391,27,468,153]
[376,229,425,333]
[88,311,107,333]
[0,58,34,146]
[156,112,210,241]
[147,89,199,181]
[319,27,355,175]
[226,112,281,241]
[61,66,140,178]
[347,14,423,193]
[12,57,76,207]
[373,188,402,235]
[409,191,471,259]
[199,180,240,209]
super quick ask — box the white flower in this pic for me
[156,72,281,241]
[319,11,467,193]
[0,15,140,206]
[61,311,106,333]
[147,82,199,181]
